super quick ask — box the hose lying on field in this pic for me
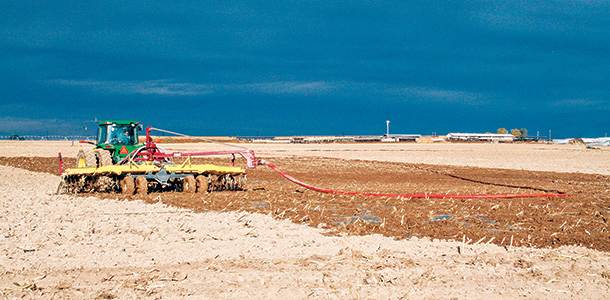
[405,164,565,195]
[260,160,568,199]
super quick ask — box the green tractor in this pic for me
[77,120,144,168]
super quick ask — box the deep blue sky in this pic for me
[1,1,609,138]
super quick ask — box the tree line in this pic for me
[497,128,528,138]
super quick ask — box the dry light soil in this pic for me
[1,142,610,299]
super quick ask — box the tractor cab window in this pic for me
[97,124,138,145]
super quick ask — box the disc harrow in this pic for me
[58,125,258,195]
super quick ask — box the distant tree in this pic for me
[510,128,522,138]
[497,128,508,134]
[520,128,528,138]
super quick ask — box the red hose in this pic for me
[261,160,568,199]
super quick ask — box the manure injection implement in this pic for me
[58,121,259,195]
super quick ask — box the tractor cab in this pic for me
[96,121,144,163]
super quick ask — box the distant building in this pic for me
[381,136,397,142]
[246,134,422,143]
[446,133,514,142]
[383,134,422,142]
[553,137,610,146]
[354,136,381,142]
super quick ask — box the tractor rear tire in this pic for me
[76,149,96,168]
[183,175,196,193]
[135,176,148,195]
[120,177,135,194]
[95,150,113,167]
[196,175,208,193]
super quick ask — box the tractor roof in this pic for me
[97,120,140,126]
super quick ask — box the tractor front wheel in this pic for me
[95,150,113,167]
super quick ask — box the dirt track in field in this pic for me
[3,155,610,252]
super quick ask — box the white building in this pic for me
[446,133,515,142]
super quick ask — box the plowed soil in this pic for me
[3,155,609,252]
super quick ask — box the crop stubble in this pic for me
[1,155,609,252]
